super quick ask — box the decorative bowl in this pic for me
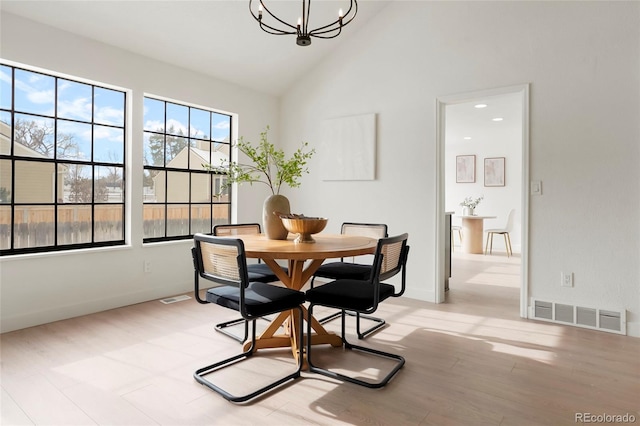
[280,216,328,243]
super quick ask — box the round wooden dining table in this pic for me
[233,233,378,360]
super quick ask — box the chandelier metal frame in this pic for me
[249,0,358,46]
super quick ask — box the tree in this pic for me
[65,165,108,203]
[103,152,124,189]
[13,118,77,158]
[0,187,10,203]
[146,125,188,166]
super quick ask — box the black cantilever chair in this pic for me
[192,233,305,403]
[310,222,389,339]
[204,223,287,343]
[306,233,410,388]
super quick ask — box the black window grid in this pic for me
[142,96,232,243]
[0,64,127,255]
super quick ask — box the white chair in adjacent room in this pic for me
[484,209,515,257]
[451,220,463,251]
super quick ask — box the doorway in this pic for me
[435,84,530,318]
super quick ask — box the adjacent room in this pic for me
[1,1,639,425]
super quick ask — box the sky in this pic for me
[1,65,126,167]
[1,64,232,183]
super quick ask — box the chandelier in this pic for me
[249,0,358,46]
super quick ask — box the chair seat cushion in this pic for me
[207,282,305,318]
[247,263,287,283]
[313,262,372,280]
[305,279,395,312]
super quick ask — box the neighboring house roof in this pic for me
[191,147,229,168]
[150,144,230,187]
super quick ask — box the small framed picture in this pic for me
[484,157,505,187]
[456,155,476,183]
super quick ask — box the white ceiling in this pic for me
[445,93,523,147]
[1,0,390,96]
[2,0,521,137]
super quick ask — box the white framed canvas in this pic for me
[320,113,376,181]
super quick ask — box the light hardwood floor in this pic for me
[2,252,639,425]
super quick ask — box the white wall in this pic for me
[0,13,278,332]
[279,2,640,336]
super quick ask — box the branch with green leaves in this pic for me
[204,126,315,195]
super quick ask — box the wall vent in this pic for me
[160,295,191,304]
[576,306,597,328]
[555,303,574,323]
[531,300,626,335]
[534,300,552,320]
[599,310,622,332]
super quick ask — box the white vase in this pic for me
[463,206,474,216]
[263,194,290,240]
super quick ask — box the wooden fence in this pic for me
[0,204,230,250]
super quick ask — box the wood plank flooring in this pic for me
[2,252,639,425]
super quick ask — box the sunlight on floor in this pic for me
[349,300,565,366]
[355,247,570,367]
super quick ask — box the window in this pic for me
[143,96,231,242]
[0,63,126,255]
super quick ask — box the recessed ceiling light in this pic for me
[492,117,503,122]
[463,137,472,140]
[474,104,488,109]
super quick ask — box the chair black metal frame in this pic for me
[192,233,305,403]
[203,223,286,343]
[306,233,410,388]
[310,222,389,339]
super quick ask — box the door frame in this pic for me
[435,84,530,318]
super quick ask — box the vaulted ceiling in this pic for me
[1,0,390,96]
[2,1,522,137]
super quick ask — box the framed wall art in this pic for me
[456,155,476,183]
[320,113,376,181]
[484,157,505,187]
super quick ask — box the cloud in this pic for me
[95,106,124,126]
[213,120,230,130]
[58,98,92,121]
[166,118,188,134]
[0,68,11,85]
[145,119,164,132]
[14,74,54,106]
[94,125,123,143]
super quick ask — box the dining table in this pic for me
[234,232,378,361]
[458,215,497,254]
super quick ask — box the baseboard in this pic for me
[1,281,193,333]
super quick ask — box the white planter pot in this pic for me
[263,194,290,240]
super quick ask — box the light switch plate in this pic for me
[531,180,542,195]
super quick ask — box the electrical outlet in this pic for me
[144,260,152,273]
[561,272,573,287]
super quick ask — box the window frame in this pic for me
[0,62,127,256]
[142,95,232,243]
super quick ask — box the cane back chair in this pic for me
[305,233,410,388]
[192,234,305,403]
[310,222,389,338]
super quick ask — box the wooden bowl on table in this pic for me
[279,215,328,243]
